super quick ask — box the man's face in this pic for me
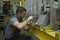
[18,11,26,18]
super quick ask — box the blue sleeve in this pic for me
[9,18,18,25]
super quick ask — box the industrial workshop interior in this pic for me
[0,0,60,40]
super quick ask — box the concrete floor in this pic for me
[0,31,4,40]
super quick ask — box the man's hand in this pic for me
[23,26,30,31]
[27,16,34,21]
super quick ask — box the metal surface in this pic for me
[26,0,41,20]
[31,27,57,40]
[26,0,50,27]
[58,0,60,9]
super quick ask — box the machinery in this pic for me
[0,0,60,40]
[26,0,60,40]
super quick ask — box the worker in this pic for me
[5,7,34,40]
[2,2,11,14]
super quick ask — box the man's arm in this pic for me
[13,19,29,29]
[12,16,34,29]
